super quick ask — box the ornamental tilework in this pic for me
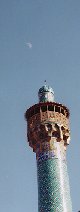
[37,158,72,212]
[36,140,66,161]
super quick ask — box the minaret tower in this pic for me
[25,85,72,212]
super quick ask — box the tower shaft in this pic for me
[37,143,71,211]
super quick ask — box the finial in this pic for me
[44,80,47,85]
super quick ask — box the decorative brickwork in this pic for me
[27,110,70,153]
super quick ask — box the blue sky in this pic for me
[0,0,80,211]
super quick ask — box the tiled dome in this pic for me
[38,85,54,103]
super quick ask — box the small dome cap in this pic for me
[38,85,54,103]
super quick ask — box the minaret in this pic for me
[25,85,72,212]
